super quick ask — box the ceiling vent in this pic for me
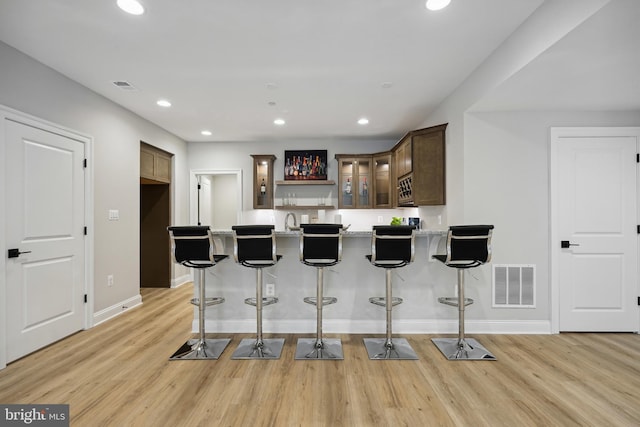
[112,80,137,91]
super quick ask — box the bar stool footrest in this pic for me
[431,337,496,361]
[303,296,337,306]
[369,296,403,307]
[437,296,473,307]
[190,297,225,307]
[244,296,278,306]
[169,337,231,360]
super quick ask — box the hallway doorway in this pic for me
[140,142,172,288]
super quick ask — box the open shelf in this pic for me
[276,180,335,185]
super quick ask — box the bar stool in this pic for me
[231,225,285,359]
[432,225,496,360]
[167,226,230,360]
[363,225,418,360]
[295,223,344,360]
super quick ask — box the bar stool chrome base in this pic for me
[170,337,231,360]
[432,337,496,361]
[295,338,343,360]
[363,337,418,360]
[231,338,285,359]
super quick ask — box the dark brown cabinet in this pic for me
[373,152,393,208]
[392,124,447,206]
[140,142,171,184]
[335,155,372,209]
[251,154,276,209]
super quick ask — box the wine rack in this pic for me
[397,174,413,206]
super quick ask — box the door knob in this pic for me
[560,240,580,248]
[7,248,31,258]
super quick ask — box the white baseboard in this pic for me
[93,294,143,326]
[198,319,552,335]
[171,274,192,288]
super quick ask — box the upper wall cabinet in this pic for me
[335,155,372,209]
[251,154,276,209]
[140,142,172,184]
[393,124,447,206]
[373,152,393,208]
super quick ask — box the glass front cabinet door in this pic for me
[251,154,276,209]
[336,155,372,209]
[373,152,393,208]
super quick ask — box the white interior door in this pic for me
[554,129,639,332]
[199,176,212,226]
[5,118,86,362]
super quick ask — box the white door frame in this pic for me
[189,169,243,226]
[550,126,640,334]
[0,105,94,370]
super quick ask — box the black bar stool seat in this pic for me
[432,225,497,361]
[295,223,344,360]
[167,225,230,360]
[363,225,418,360]
[231,225,284,359]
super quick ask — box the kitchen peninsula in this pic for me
[194,229,447,335]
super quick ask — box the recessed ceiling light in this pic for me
[274,118,285,126]
[117,0,144,15]
[201,130,212,136]
[426,0,451,11]
[358,118,369,125]
[156,99,171,107]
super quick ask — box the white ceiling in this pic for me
[472,0,640,112]
[1,0,636,143]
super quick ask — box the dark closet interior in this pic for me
[140,182,170,288]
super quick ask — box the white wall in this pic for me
[211,174,238,229]
[403,0,640,329]
[187,139,411,231]
[0,41,189,320]
[462,110,640,322]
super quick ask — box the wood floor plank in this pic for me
[0,285,639,426]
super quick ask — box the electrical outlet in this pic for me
[265,283,275,297]
[107,274,114,287]
[377,216,383,223]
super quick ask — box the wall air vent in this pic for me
[112,80,137,91]
[493,264,535,308]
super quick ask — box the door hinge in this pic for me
[84,294,88,303]
[637,296,640,306]
[83,158,87,168]
[636,153,639,163]
[637,225,640,234]
[197,184,201,190]
[84,226,88,235]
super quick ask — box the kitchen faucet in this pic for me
[285,212,297,231]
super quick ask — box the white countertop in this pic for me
[211,229,445,237]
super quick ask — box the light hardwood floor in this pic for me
[1,285,639,427]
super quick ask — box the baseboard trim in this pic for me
[93,294,143,326]
[199,319,552,335]
[171,274,191,289]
